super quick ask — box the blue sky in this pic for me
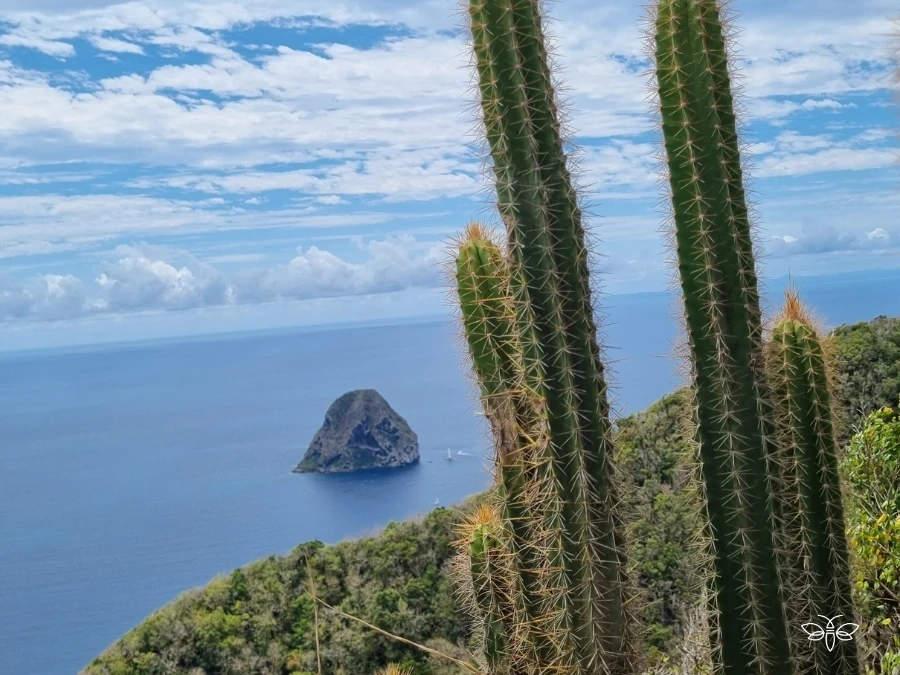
[0,0,898,348]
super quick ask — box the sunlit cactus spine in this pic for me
[767,291,860,675]
[373,665,412,675]
[462,0,636,670]
[652,0,792,673]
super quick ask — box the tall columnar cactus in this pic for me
[652,1,792,673]
[462,0,635,670]
[455,224,522,461]
[768,292,860,675]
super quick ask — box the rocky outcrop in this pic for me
[293,389,419,473]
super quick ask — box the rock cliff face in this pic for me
[293,389,419,473]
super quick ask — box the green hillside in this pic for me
[81,315,900,675]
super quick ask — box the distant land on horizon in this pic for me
[1,266,898,357]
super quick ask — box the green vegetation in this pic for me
[614,390,698,662]
[82,508,473,675]
[831,316,900,430]
[842,406,900,674]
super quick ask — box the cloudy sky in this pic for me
[0,0,898,347]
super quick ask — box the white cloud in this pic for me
[867,226,890,242]
[737,16,894,98]
[89,35,144,54]
[752,129,899,178]
[0,236,446,322]
[757,146,897,177]
[578,142,658,191]
[143,146,480,200]
[771,131,838,153]
[317,195,347,205]
[235,234,444,303]
[0,273,86,321]
[0,193,412,256]
[0,34,478,181]
[0,32,74,57]
[0,169,98,185]
[766,222,896,257]
[0,194,221,254]
[801,99,858,111]
[748,98,858,121]
[94,245,232,311]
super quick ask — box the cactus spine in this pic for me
[458,0,635,669]
[768,292,860,675]
[652,0,791,673]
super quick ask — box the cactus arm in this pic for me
[469,520,513,674]
[769,299,860,675]
[456,233,518,403]
[455,505,529,675]
[455,232,561,671]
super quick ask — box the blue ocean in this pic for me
[2,273,899,675]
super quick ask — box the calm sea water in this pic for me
[2,274,899,675]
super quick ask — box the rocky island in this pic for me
[293,389,419,473]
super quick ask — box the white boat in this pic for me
[446,448,453,461]
[434,498,440,506]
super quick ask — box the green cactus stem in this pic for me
[455,223,520,437]
[652,0,791,673]
[466,0,633,669]
[455,225,562,671]
[458,504,519,675]
[768,291,860,675]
